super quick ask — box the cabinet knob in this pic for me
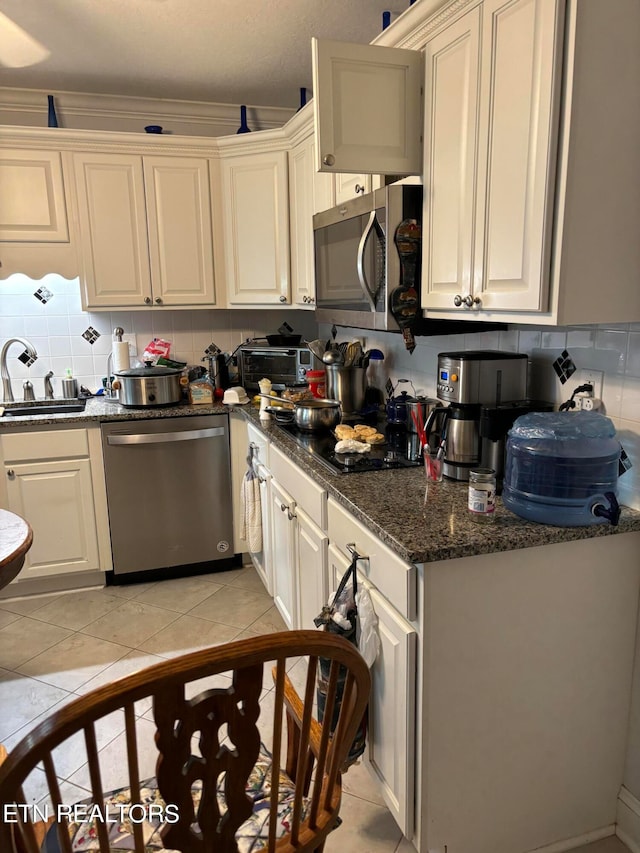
[453,294,464,307]
[7,469,15,479]
[355,183,365,194]
[280,503,287,513]
[322,154,335,166]
[155,297,162,305]
[144,297,152,305]
[287,507,296,521]
[279,295,287,303]
[462,295,481,308]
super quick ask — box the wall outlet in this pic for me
[578,369,604,401]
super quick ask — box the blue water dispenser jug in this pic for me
[502,411,621,526]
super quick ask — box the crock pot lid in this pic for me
[509,410,617,440]
[115,365,181,377]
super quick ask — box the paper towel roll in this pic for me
[112,341,130,372]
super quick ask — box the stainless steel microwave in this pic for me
[313,184,422,331]
[238,345,318,391]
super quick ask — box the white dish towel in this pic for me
[241,447,262,553]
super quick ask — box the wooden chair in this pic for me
[0,630,370,853]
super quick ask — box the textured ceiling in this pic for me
[0,0,412,109]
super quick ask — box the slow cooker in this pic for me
[112,364,186,407]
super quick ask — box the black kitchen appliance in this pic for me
[273,421,420,475]
[238,344,319,391]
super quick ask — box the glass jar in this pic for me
[468,468,496,522]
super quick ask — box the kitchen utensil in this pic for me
[322,347,345,366]
[112,363,185,407]
[324,365,367,417]
[307,339,326,360]
[259,393,341,432]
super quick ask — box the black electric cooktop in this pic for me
[273,421,423,475]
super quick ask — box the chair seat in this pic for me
[42,743,310,853]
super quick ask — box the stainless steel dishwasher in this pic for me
[101,414,236,582]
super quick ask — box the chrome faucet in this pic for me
[0,338,38,403]
[44,371,55,400]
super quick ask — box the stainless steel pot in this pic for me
[261,395,341,431]
[113,365,184,408]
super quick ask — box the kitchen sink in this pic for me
[2,401,87,417]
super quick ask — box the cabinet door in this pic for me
[422,8,480,311]
[289,136,316,307]
[295,506,328,631]
[5,459,100,580]
[143,157,216,306]
[250,462,273,595]
[221,150,290,305]
[270,479,297,629]
[312,38,422,176]
[334,173,371,205]
[73,152,152,309]
[473,0,561,312]
[328,544,417,836]
[0,149,69,242]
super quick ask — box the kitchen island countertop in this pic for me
[1,397,639,565]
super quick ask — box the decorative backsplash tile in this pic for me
[82,326,101,344]
[17,349,37,367]
[33,286,53,304]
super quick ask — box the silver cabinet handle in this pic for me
[323,154,335,166]
[280,503,287,512]
[107,427,224,445]
[355,183,365,194]
[453,294,463,306]
[279,295,287,303]
[302,295,308,303]
[463,295,481,307]
[155,297,162,305]
[287,507,296,521]
[144,296,152,304]
[7,469,15,478]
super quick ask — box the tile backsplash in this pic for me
[1,273,639,510]
[320,322,640,511]
[0,272,316,393]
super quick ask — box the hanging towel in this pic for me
[241,446,262,553]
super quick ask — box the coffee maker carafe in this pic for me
[425,351,528,481]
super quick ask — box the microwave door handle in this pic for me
[356,210,379,312]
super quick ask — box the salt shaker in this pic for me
[468,468,496,522]
[258,378,272,421]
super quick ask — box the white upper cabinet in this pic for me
[288,133,316,307]
[0,146,78,280]
[0,150,68,242]
[72,152,215,310]
[219,148,290,305]
[421,0,640,325]
[423,0,561,316]
[312,38,423,176]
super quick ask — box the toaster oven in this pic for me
[238,345,317,391]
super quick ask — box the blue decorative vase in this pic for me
[382,11,391,29]
[297,87,307,111]
[47,95,59,128]
[236,105,251,134]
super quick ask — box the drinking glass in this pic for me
[424,448,443,483]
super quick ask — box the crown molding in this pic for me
[372,0,477,50]
[0,87,294,134]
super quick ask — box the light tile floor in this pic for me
[0,564,631,853]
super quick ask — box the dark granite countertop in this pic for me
[0,396,229,426]
[2,398,639,565]
[240,407,640,565]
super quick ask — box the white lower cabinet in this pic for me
[295,506,328,631]
[328,542,417,838]
[270,478,297,630]
[0,426,111,585]
[251,460,273,595]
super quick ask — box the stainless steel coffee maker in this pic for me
[425,351,528,481]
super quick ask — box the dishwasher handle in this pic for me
[106,426,225,445]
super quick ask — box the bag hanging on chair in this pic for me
[314,553,376,768]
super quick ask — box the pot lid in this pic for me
[115,365,182,377]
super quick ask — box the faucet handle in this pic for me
[23,380,35,402]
